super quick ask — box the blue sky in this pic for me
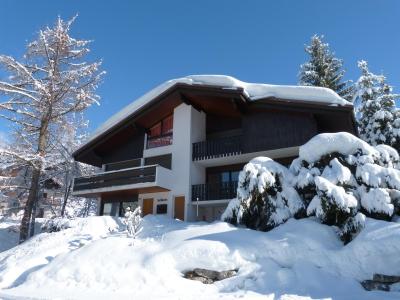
[1,0,400,138]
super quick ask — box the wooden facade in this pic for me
[72,83,357,209]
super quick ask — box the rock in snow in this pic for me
[184,268,237,284]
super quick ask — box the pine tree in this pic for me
[299,34,354,101]
[354,60,400,150]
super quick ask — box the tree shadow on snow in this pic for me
[6,256,54,289]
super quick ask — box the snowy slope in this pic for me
[77,75,351,152]
[0,215,399,300]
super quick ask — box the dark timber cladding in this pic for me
[73,83,357,167]
[73,165,157,192]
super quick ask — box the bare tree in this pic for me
[0,16,104,242]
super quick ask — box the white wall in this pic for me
[170,103,206,221]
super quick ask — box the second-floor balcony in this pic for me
[192,181,238,202]
[72,164,173,196]
[146,133,173,149]
[192,135,243,161]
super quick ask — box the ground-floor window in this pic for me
[156,203,167,214]
[102,201,138,217]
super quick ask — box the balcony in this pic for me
[72,164,173,197]
[192,181,238,202]
[146,133,173,149]
[104,158,142,171]
[192,135,243,161]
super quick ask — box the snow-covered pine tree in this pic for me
[299,34,354,101]
[0,16,104,242]
[355,60,400,151]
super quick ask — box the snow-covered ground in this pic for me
[0,215,399,300]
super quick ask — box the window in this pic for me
[221,172,230,183]
[156,204,168,214]
[147,115,173,149]
[231,171,240,182]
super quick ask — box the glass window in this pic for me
[221,172,230,183]
[156,204,168,214]
[231,171,240,182]
[102,202,120,216]
[103,203,112,215]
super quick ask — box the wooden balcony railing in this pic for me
[192,181,238,201]
[192,135,243,161]
[104,158,142,171]
[73,165,157,192]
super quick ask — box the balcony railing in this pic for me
[192,181,238,201]
[73,165,157,192]
[104,158,142,171]
[192,135,243,161]
[146,133,173,149]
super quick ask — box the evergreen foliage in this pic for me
[299,34,354,101]
[223,133,400,244]
[354,60,400,151]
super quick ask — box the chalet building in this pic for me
[72,75,357,222]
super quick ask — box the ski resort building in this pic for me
[72,75,357,221]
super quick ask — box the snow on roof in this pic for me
[78,75,351,153]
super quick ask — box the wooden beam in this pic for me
[180,93,203,112]
[231,97,247,114]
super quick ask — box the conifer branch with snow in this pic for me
[299,34,354,101]
[354,60,400,151]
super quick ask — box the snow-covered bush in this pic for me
[290,132,400,242]
[41,217,72,233]
[125,206,142,240]
[222,132,400,243]
[223,157,304,231]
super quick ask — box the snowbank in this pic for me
[78,75,350,152]
[0,216,399,299]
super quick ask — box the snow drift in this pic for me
[0,215,400,299]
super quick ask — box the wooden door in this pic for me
[142,198,154,216]
[174,196,185,221]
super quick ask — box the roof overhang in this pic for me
[73,82,355,166]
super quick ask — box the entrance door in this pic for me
[174,196,185,221]
[142,198,154,216]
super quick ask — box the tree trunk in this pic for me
[19,168,41,243]
[29,191,38,238]
[61,177,72,217]
[19,117,48,243]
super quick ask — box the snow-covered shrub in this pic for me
[291,132,400,242]
[223,157,304,231]
[220,198,241,226]
[339,212,366,244]
[125,206,142,240]
[222,132,400,243]
[41,217,72,233]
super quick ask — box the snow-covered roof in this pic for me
[77,75,351,153]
